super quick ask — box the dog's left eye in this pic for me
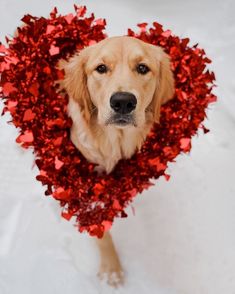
[95,64,108,74]
[136,63,150,75]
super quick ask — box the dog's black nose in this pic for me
[110,92,137,114]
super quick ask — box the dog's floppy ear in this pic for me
[151,47,175,123]
[62,48,92,123]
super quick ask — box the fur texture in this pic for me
[62,36,174,173]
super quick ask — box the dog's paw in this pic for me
[97,265,124,288]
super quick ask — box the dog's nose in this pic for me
[110,92,137,114]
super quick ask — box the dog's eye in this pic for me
[95,64,108,74]
[136,63,150,75]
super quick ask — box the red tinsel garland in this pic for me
[0,6,216,238]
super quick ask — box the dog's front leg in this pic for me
[96,231,124,287]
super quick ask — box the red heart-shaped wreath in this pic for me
[0,6,216,237]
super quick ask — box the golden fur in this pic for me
[61,36,174,287]
[62,36,174,173]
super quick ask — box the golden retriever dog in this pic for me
[61,36,174,287]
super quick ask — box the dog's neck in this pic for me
[68,98,152,174]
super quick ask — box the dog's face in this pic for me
[63,36,174,128]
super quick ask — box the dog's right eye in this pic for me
[136,63,150,75]
[95,64,108,74]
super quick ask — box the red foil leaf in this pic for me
[202,125,210,134]
[50,7,58,17]
[43,66,51,74]
[128,188,138,198]
[16,131,34,143]
[61,210,73,221]
[102,220,113,232]
[3,82,17,95]
[53,137,63,146]
[94,18,106,26]
[0,61,9,71]
[148,157,166,172]
[49,44,60,56]
[75,5,87,17]
[46,118,64,128]
[55,156,64,170]
[46,25,56,34]
[180,138,191,151]
[28,83,39,96]
[164,174,171,181]
[208,95,217,103]
[162,29,172,37]
[88,225,105,238]
[88,40,97,46]
[53,187,71,201]
[0,44,7,53]
[40,170,47,176]
[93,183,104,195]
[56,69,64,80]
[7,100,18,110]
[5,55,19,65]
[153,22,163,34]
[137,23,148,32]
[21,14,33,25]
[113,199,122,210]
[64,13,74,24]
[23,109,36,121]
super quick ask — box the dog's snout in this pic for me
[110,92,137,114]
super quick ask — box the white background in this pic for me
[0,1,235,293]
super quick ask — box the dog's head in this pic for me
[63,36,174,128]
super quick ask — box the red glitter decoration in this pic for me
[0,6,217,238]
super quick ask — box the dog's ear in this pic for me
[151,47,175,123]
[62,48,92,123]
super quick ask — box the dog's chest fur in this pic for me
[68,99,151,173]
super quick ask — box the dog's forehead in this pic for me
[89,36,153,63]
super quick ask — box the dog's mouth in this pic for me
[106,114,136,127]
